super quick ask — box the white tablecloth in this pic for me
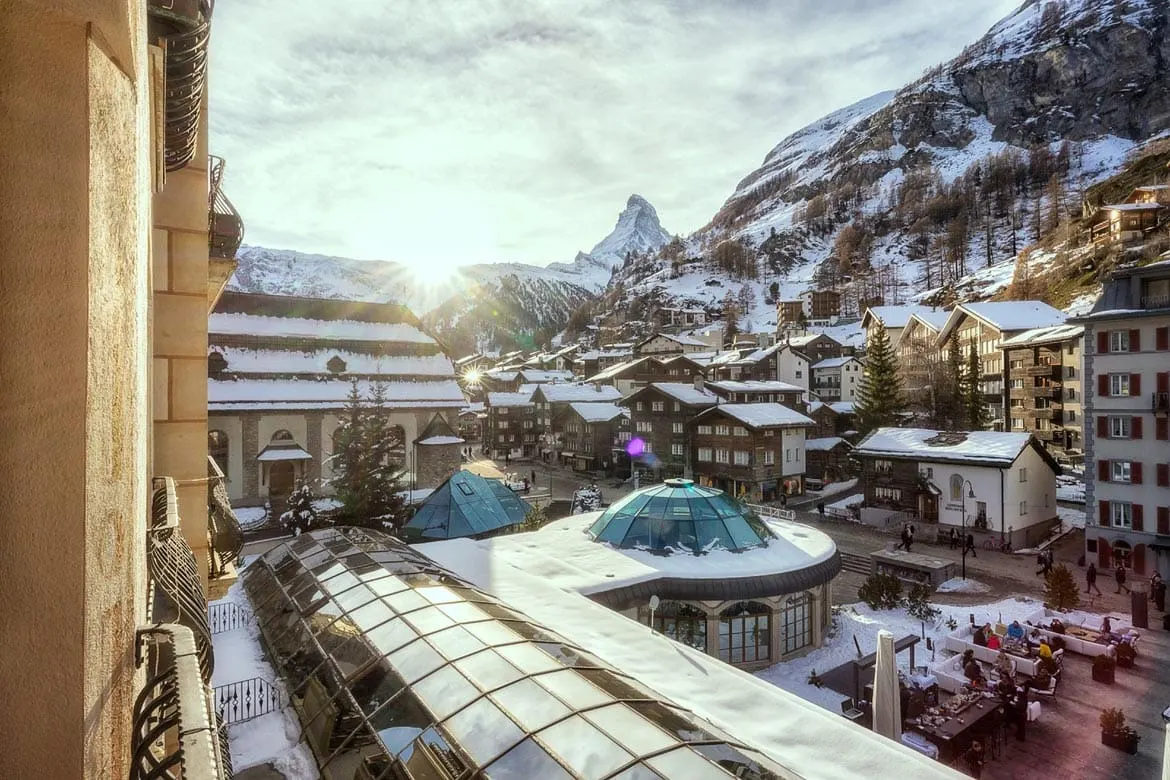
[908,673,937,689]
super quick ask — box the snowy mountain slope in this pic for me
[547,194,673,280]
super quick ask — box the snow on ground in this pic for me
[1058,505,1087,531]
[936,577,991,594]
[1056,473,1086,504]
[1065,290,1101,316]
[799,478,860,503]
[826,493,863,513]
[755,597,1042,711]
[211,580,319,779]
[236,506,268,530]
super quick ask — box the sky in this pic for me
[209,0,1021,276]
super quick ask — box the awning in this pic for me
[924,481,942,496]
[256,446,312,462]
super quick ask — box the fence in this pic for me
[208,601,250,634]
[214,677,283,725]
[743,503,795,521]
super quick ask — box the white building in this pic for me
[853,428,1061,549]
[811,356,864,402]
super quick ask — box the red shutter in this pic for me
[1130,374,1141,396]
[1098,416,1110,438]
[1159,372,1170,394]
[1158,507,1170,535]
[1098,374,1110,396]
[1132,462,1143,485]
[1098,332,1110,354]
[1158,327,1170,352]
[1134,544,1146,575]
[1098,459,1111,482]
[1130,329,1141,352]
[1133,417,1144,439]
[1099,536,1112,568]
[1158,418,1169,441]
[1133,504,1144,532]
[1099,500,1110,526]
[1158,464,1170,487]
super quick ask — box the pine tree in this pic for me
[1044,564,1081,611]
[963,341,990,431]
[362,380,409,531]
[941,336,964,429]
[280,481,319,535]
[856,324,904,434]
[333,379,372,522]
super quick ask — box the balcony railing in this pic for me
[1031,386,1056,398]
[149,477,214,682]
[209,155,244,259]
[148,0,212,172]
[1025,364,1060,377]
[1141,294,1170,310]
[207,457,244,577]
[131,624,232,780]
[1155,392,1170,415]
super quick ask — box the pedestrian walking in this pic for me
[505,452,510,466]
[897,523,910,551]
[817,501,825,517]
[1086,562,1102,595]
[531,469,536,486]
[906,524,915,554]
[949,528,958,550]
[964,533,977,558]
[1036,550,1053,579]
[1115,563,1130,594]
[780,493,788,508]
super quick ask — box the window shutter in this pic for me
[1134,544,1146,575]
[1132,462,1143,485]
[1158,327,1170,352]
[1160,464,1170,487]
[1098,459,1110,482]
[1132,416,1143,439]
[1130,329,1141,351]
[1158,372,1170,394]
[1133,504,1144,532]
[1098,374,1109,396]
[1159,507,1170,535]
[1130,374,1141,396]
[1099,500,1110,526]
[1097,331,1109,354]
[1159,418,1169,441]
[1097,416,1109,438]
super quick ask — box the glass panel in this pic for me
[396,727,468,776]
[609,766,665,780]
[538,715,633,780]
[579,669,655,701]
[367,576,409,598]
[444,698,526,765]
[310,560,346,582]
[320,722,381,775]
[368,692,432,757]
[490,679,571,731]
[456,650,524,692]
[334,584,377,614]
[692,744,780,779]
[348,661,406,716]
[535,670,610,709]
[328,634,379,681]
[427,626,487,661]
[506,621,560,645]
[584,704,677,755]
[534,642,601,668]
[385,588,430,616]
[320,570,360,594]
[366,619,418,656]
[484,738,574,780]
[628,702,715,743]
[416,585,462,605]
[496,643,561,675]
[387,639,445,683]
[464,620,520,647]
[647,748,729,778]
[403,606,457,636]
[348,599,396,633]
[410,666,479,721]
[437,601,488,624]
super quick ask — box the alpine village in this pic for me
[7,2,1170,780]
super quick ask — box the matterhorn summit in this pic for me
[585,194,672,269]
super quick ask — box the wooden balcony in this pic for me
[1032,408,1054,420]
[1031,386,1057,398]
[1025,364,1060,377]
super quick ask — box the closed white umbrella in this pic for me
[873,629,902,741]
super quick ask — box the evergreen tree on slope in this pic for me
[963,341,990,431]
[856,324,904,434]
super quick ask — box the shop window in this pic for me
[783,595,811,654]
[718,602,770,664]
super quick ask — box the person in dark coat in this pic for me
[963,740,985,778]
[530,469,536,486]
[949,528,958,549]
[1115,564,1130,594]
[1086,562,1102,595]
[964,533,977,557]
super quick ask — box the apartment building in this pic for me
[532,383,623,459]
[707,380,805,407]
[786,332,843,365]
[635,331,711,356]
[485,388,538,459]
[935,302,1067,430]
[861,305,941,349]
[690,404,814,500]
[897,309,951,400]
[2,1,239,776]
[621,381,720,477]
[802,289,842,321]
[712,342,811,395]
[1076,260,1170,578]
[1000,324,1085,464]
[561,402,629,473]
[811,356,864,402]
[777,299,806,330]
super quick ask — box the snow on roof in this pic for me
[640,382,720,406]
[417,435,465,445]
[1133,185,1170,191]
[698,403,814,429]
[486,391,535,408]
[785,333,836,347]
[518,369,574,383]
[569,402,626,423]
[805,436,851,452]
[829,401,857,415]
[208,312,436,343]
[854,427,1034,466]
[945,301,1067,338]
[535,383,624,403]
[1103,202,1163,211]
[483,369,519,381]
[210,346,454,377]
[807,401,825,414]
[811,356,857,370]
[707,380,804,394]
[644,332,709,347]
[862,305,938,330]
[1000,323,1084,348]
[906,309,951,333]
[586,357,649,382]
[255,446,312,461]
[736,342,784,363]
[453,354,483,366]
[208,378,465,409]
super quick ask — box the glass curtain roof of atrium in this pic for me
[586,479,773,553]
[401,470,530,542]
[243,527,788,780]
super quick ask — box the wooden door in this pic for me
[269,462,295,515]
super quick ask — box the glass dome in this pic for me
[587,479,773,553]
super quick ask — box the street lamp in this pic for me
[959,479,976,580]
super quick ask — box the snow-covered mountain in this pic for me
[594,0,1170,335]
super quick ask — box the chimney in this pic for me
[693,374,704,392]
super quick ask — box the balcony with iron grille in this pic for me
[148,0,212,172]
[207,456,244,598]
[207,154,244,310]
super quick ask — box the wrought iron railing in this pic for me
[148,0,212,172]
[131,624,232,780]
[149,477,214,681]
[208,155,244,259]
[208,601,249,634]
[207,456,244,577]
[213,677,283,725]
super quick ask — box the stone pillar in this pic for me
[305,411,324,487]
[242,413,260,502]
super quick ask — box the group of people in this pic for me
[1035,549,1055,579]
[971,624,1001,650]
[896,522,916,552]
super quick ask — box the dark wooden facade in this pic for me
[622,384,718,477]
[688,407,808,501]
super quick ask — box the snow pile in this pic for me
[855,427,1031,465]
[1056,473,1085,503]
[936,577,992,594]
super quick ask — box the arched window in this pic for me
[783,594,811,654]
[949,474,963,502]
[326,355,347,374]
[640,601,707,651]
[208,430,229,477]
[719,601,770,664]
[1112,540,1133,569]
[271,429,295,444]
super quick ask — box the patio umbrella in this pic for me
[873,630,902,741]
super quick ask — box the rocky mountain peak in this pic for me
[586,193,672,268]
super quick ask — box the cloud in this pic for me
[209,0,1019,273]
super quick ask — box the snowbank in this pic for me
[936,577,991,594]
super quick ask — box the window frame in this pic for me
[1111,502,1133,529]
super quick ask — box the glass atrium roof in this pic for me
[401,470,530,542]
[586,479,773,553]
[243,527,787,779]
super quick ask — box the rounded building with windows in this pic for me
[420,479,841,671]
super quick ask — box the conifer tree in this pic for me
[332,379,371,522]
[280,481,319,535]
[1044,564,1081,611]
[963,341,990,431]
[362,381,409,531]
[856,324,904,434]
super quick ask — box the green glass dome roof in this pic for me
[587,479,773,553]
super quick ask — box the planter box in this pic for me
[1092,665,1115,684]
[1101,731,1139,755]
